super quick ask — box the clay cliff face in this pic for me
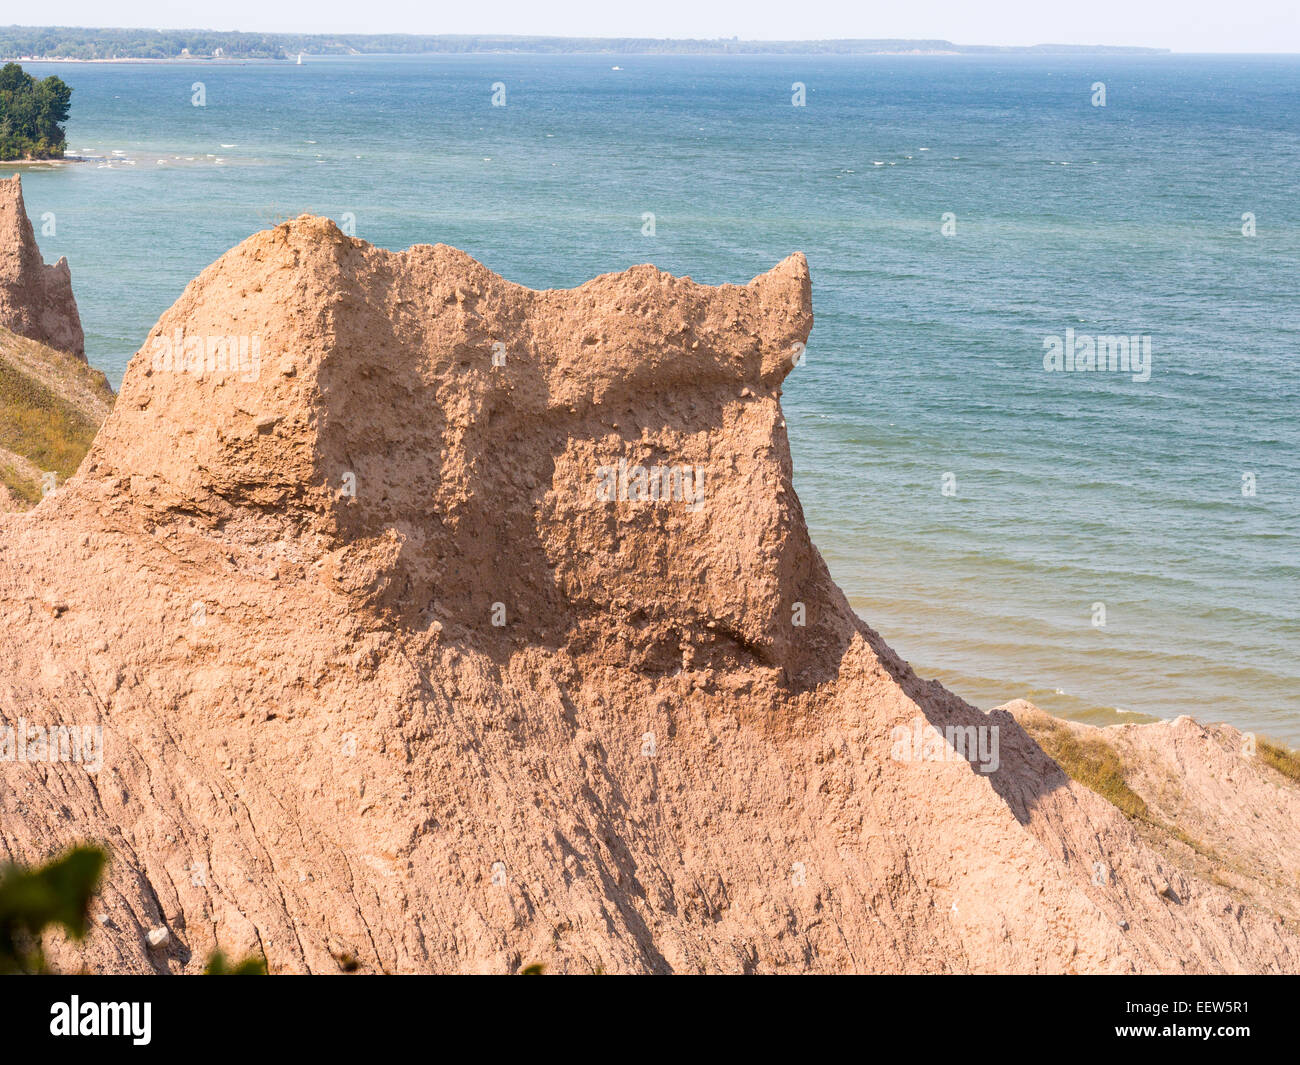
[0,175,85,361]
[1,217,1297,973]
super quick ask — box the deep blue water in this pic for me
[12,54,1300,740]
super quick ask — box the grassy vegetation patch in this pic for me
[0,459,41,505]
[1024,717,1150,821]
[0,355,99,480]
[1259,739,1300,784]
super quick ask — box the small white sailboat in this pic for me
[297,53,303,65]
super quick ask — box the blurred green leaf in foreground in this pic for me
[0,845,105,974]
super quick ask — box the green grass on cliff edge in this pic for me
[1021,716,1151,821]
[0,356,100,488]
[1258,739,1300,784]
[0,328,112,505]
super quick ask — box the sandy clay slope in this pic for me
[1,217,1297,973]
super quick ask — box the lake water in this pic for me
[12,53,1300,741]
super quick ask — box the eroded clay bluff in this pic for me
[1,216,1296,973]
[0,175,85,361]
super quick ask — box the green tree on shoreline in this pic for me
[0,62,72,160]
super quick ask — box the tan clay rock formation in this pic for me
[0,217,1296,973]
[0,174,85,360]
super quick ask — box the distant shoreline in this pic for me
[0,28,1172,62]
[8,51,1183,64]
[7,57,282,64]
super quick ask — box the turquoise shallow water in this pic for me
[11,54,1300,741]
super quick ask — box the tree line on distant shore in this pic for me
[0,63,70,160]
[0,28,286,61]
[0,27,1170,61]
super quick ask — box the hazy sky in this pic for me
[21,1,1300,53]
